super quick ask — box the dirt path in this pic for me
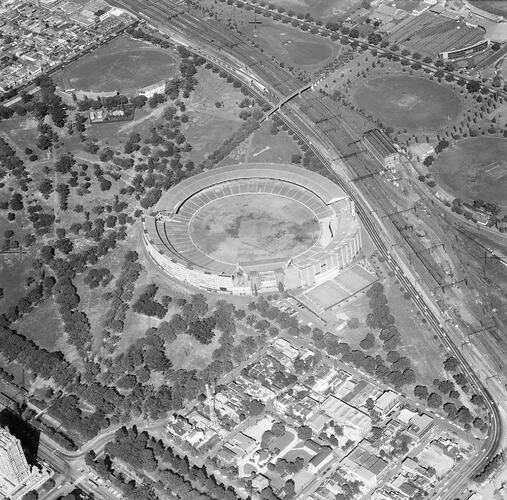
[117,104,166,134]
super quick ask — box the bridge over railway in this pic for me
[262,83,313,122]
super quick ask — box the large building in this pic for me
[143,164,362,295]
[0,428,30,491]
[0,426,49,499]
[362,129,400,170]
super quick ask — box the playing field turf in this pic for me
[470,0,507,16]
[260,0,361,20]
[434,137,507,207]
[246,23,336,66]
[189,194,320,264]
[354,75,461,130]
[54,35,178,93]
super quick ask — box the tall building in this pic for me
[0,427,30,492]
[0,426,48,500]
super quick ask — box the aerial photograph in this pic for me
[0,0,507,498]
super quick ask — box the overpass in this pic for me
[261,82,313,122]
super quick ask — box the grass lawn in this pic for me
[53,35,179,93]
[189,193,319,264]
[0,255,33,311]
[0,116,39,157]
[267,429,296,453]
[433,136,507,208]
[470,0,507,16]
[239,0,360,21]
[332,274,447,388]
[223,122,301,165]
[166,333,221,371]
[244,21,337,67]
[353,75,462,131]
[14,297,84,367]
[182,68,245,163]
[384,276,447,385]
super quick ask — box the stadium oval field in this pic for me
[55,36,178,94]
[143,163,362,295]
[434,137,507,208]
[354,75,462,130]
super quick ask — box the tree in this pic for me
[414,385,428,399]
[471,394,485,407]
[466,80,481,93]
[443,357,459,371]
[271,422,286,436]
[359,333,375,350]
[248,399,265,416]
[438,379,455,395]
[427,392,442,408]
[297,425,312,440]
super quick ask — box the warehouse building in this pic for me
[362,129,400,169]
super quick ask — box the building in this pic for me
[362,129,400,169]
[439,39,489,61]
[320,396,372,439]
[0,428,30,491]
[308,446,333,473]
[374,390,400,417]
[143,164,362,295]
[0,427,48,500]
[252,474,269,491]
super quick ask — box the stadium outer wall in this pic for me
[142,163,363,295]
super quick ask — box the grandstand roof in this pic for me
[154,163,347,214]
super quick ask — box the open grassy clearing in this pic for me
[221,121,301,165]
[0,255,33,310]
[53,35,179,93]
[433,136,507,207]
[0,116,39,157]
[353,75,462,131]
[181,68,245,162]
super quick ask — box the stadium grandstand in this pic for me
[143,164,362,295]
[362,129,400,169]
[387,11,485,57]
[438,39,489,61]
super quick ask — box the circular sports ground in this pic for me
[55,36,177,94]
[354,75,461,130]
[143,164,362,295]
[249,23,335,66]
[434,137,507,207]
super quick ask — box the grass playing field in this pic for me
[470,0,507,16]
[244,22,337,67]
[53,35,178,93]
[255,0,362,20]
[353,75,462,131]
[434,137,507,207]
[189,194,320,264]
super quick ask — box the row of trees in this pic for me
[91,425,240,500]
